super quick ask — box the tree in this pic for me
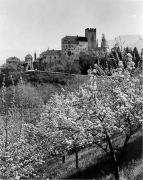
[114,36,125,56]
[1,57,23,75]
[79,52,100,75]
[1,64,17,75]
[133,47,140,68]
[0,76,45,179]
[38,92,91,168]
[71,74,142,179]
[101,34,108,53]
[140,48,143,71]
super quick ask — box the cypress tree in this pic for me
[133,47,140,68]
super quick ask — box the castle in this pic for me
[34,28,98,70]
[61,28,97,60]
[2,28,98,72]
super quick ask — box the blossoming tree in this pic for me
[72,73,143,179]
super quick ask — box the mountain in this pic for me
[108,35,143,51]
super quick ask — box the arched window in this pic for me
[68,51,71,56]
[28,66,31,70]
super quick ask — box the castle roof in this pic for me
[77,36,87,42]
[25,54,33,59]
[62,36,87,44]
[40,50,61,58]
[62,36,78,44]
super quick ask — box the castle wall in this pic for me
[85,28,97,50]
[62,42,88,60]
[62,43,78,59]
[39,50,61,63]
[42,54,61,63]
[61,36,88,60]
[78,41,88,52]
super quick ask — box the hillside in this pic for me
[108,34,143,51]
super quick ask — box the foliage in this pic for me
[0,77,44,179]
[1,57,23,76]
[79,52,99,75]
[36,65,142,178]
[132,47,141,68]
[38,92,92,168]
[76,74,142,179]
[0,64,142,179]
[101,33,108,52]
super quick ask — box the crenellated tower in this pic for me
[85,28,97,50]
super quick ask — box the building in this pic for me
[6,57,20,64]
[39,49,61,63]
[35,28,98,70]
[85,28,97,50]
[61,36,88,60]
[2,56,26,72]
[61,28,97,60]
[34,50,62,71]
[38,28,97,63]
[25,54,33,71]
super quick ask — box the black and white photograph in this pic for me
[0,0,143,179]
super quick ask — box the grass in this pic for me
[24,71,89,87]
[97,159,143,180]
[66,131,142,179]
[132,161,143,179]
[40,130,142,179]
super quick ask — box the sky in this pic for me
[0,0,143,65]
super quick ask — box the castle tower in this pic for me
[85,28,97,50]
[25,54,33,71]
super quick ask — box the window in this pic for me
[68,51,71,56]
[28,66,31,70]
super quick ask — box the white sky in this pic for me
[0,0,143,65]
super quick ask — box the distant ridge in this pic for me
[108,34,143,51]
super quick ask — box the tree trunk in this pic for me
[62,155,65,163]
[109,146,120,180]
[119,136,130,164]
[114,160,120,180]
[105,132,120,180]
[75,151,79,169]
